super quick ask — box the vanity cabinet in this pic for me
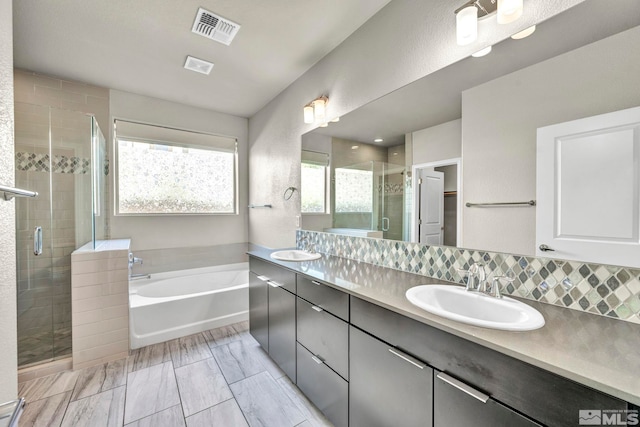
[349,325,433,427]
[249,257,297,381]
[433,370,540,427]
[249,254,633,427]
[350,295,627,427]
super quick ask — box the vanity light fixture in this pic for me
[455,0,525,46]
[472,45,492,57]
[303,95,329,125]
[511,25,536,39]
[497,0,523,24]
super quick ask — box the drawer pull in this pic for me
[388,348,426,370]
[311,355,324,365]
[267,281,281,288]
[257,275,269,282]
[311,305,324,312]
[311,280,322,286]
[436,372,489,403]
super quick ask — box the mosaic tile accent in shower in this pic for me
[296,230,640,324]
[15,152,90,174]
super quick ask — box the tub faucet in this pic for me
[128,253,148,279]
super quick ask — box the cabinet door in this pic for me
[249,272,268,350]
[434,370,541,427]
[268,283,296,381]
[350,326,433,427]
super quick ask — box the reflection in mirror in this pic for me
[300,0,640,267]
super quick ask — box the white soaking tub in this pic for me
[129,262,249,349]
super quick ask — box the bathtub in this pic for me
[129,263,249,349]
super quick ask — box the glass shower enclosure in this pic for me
[333,161,406,240]
[14,102,106,367]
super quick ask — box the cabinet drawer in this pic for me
[249,257,296,293]
[434,370,541,427]
[297,297,349,379]
[350,296,626,427]
[297,274,349,321]
[296,343,348,427]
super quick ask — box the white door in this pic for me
[536,106,640,267]
[418,169,444,245]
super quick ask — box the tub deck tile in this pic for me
[168,333,213,368]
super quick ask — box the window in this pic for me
[334,168,372,212]
[301,150,329,214]
[114,120,237,215]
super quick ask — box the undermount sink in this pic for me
[270,250,321,262]
[405,285,545,331]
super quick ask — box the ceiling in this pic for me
[310,0,640,147]
[12,0,392,118]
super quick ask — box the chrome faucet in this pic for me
[128,253,150,280]
[459,262,485,292]
[299,237,316,253]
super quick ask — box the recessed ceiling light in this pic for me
[351,145,359,150]
[374,138,383,143]
[472,46,492,57]
[511,25,536,40]
[184,56,214,75]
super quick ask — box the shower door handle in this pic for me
[382,217,390,231]
[34,226,43,256]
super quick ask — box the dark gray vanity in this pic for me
[248,248,639,427]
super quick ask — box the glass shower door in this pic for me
[14,103,55,366]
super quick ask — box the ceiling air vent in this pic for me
[191,8,240,46]
[184,56,214,75]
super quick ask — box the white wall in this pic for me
[109,90,249,251]
[0,0,17,401]
[412,119,461,165]
[462,26,640,255]
[248,0,583,248]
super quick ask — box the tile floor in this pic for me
[18,321,333,427]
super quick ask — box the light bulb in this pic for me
[511,25,536,39]
[312,98,326,122]
[472,46,492,57]
[456,5,478,46]
[303,105,314,124]
[497,0,523,24]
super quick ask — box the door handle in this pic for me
[382,217,390,231]
[436,372,489,403]
[256,275,269,282]
[388,348,426,370]
[34,226,43,256]
[311,280,322,286]
[311,305,324,312]
[267,281,281,288]
[539,244,555,252]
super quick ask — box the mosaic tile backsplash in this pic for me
[297,230,640,324]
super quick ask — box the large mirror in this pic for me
[301,0,640,267]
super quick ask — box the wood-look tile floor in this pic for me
[18,321,334,427]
